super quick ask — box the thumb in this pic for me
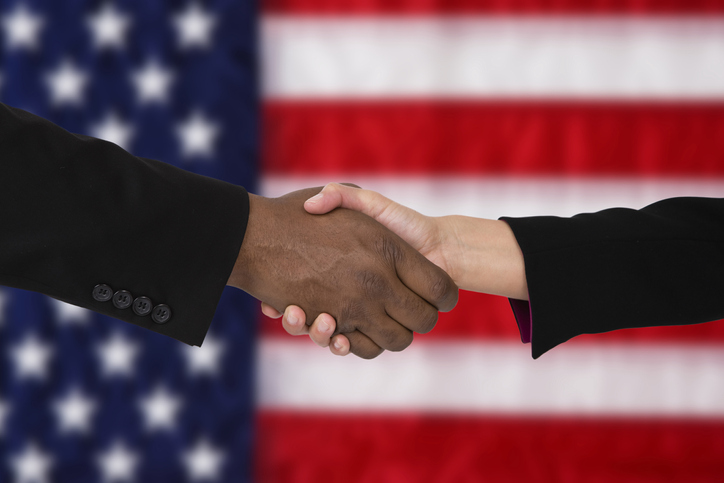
[304,182,392,218]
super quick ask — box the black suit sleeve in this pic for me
[502,197,724,358]
[0,103,249,346]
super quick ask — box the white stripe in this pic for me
[262,17,724,99]
[260,175,724,219]
[257,339,724,416]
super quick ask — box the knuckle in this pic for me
[346,330,385,359]
[428,274,455,308]
[374,236,403,266]
[388,330,414,352]
[362,315,413,352]
[324,182,341,193]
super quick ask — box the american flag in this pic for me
[3,1,724,483]
[256,0,724,482]
[0,1,257,482]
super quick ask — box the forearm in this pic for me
[439,215,528,300]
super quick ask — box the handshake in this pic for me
[227,183,528,359]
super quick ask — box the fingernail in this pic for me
[306,193,323,204]
[318,320,331,333]
[333,339,344,351]
[287,314,299,326]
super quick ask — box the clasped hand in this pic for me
[258,183,528,358]
[227,187,459,359]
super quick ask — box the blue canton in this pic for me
[0,1,258,481]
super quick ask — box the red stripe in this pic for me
[263,0,724,14]
[263,101,724,176]
[259,290,724,342]
[256,411,724,483]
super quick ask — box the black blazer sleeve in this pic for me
[502,197,724,358]
[0,103,249,346]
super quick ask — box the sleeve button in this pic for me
[151,304,172,324]
[92,284,113,302]
[112,290,133,309]
[132,296,153,316]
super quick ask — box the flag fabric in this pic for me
[3,1,724,483]
[256,1,724,482]
[0,1,257,482]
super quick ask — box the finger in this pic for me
[329,334,350,356]
[308,313,336,347]
[261,302,282,318]
[351,313,414,353]
[305,183,392,219]
[345,330,384,359]
[281,305,309,336]
[385,280,440,335]
[393,241,459,313]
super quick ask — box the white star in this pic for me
[181,333,225,377]
[9,333,54,381]
[138,385,182,432]
[96,332,141,378]
[9,442,54,483]
[1,3,45,51]
[86,2,131,50]
[90,111,135,150]
[97,440,140,483]
[172,2,216,50]
[51,299,91,326]
[45,59,90,107]
[176,110,220,159]
[130,59,174,105]
[53,387,97,434]
[0,289,9,328]
[0,398,10,437]
[182,438,225,482]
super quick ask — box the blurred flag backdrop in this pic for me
[256,1,724,482]
[2,1,724,483]
[0,1,257,482]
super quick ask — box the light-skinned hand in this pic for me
[262,183,527,356]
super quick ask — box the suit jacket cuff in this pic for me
[0,102,250,346]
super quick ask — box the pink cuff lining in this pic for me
[510,298,532,344]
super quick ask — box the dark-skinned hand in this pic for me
[226,187,459,359]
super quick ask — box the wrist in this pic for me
[439,216,528,300]
[227,193,270,293]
